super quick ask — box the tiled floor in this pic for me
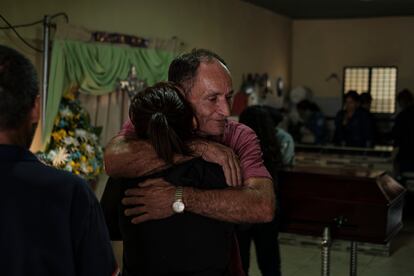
[248,201,414,276]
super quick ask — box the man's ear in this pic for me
[30,95,40,123]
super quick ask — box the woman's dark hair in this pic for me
[396,89,414,107]
[296,99,320,112]
[129,82,194,164]
[262,105,284,126]
[344,90,360,102]
[360,92,372,105]
[239,106,283,174]
[0,45,38,130]
[168,48,226,94]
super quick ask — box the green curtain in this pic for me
[44,39,175,147]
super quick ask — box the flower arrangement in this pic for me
[37,88,103,181]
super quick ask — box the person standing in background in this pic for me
[237,105,283,276]
[296,99,327,145]
[360,92,373,111]
[333,90,374,147]
[263,105,295,166]
[392,89,414,178]
[360,92,377,145]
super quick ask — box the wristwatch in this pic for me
[172,186,185,213]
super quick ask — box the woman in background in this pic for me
[263,105,295,167]
[296,99,327,144]
[333,90,373,147]
[237,105,283,276]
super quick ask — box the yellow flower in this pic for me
[54,116,60,126]
[63,86,77,101]
[51,132,61,142]
[65,93,75,101]
[52,130,64,142]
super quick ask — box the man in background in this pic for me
[0,45,118,276]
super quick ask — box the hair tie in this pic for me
[152,112,164,118]
[151,112,168,128]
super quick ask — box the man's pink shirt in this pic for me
[119,119,271,181]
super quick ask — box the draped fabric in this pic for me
[44,39,175,147]
[79,92,130,148]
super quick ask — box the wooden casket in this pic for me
[278,166,406,244]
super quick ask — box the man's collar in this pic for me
[0,144,38,162]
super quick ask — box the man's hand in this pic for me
[191,140,242,187]
[122,178,175,224]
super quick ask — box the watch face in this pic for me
[172,201,185,213]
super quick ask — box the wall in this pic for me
[1,0,291,96]
[291,17,414,116]
[1,0,292,149]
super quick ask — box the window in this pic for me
[343,66,397,113]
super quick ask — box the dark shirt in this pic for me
[392,104,414,171]
[333,107,374,147]
[305,111,326,144]
[0,144,117,276]
[101,157,234,276]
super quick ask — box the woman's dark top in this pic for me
[333,108,373,147]
[100,157,233,276]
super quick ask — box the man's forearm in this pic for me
[105,136,240,185]
[183,177,275,223]
[104,135,167,177]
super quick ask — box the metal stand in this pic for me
[320,228,359,276]
[41,15,51,138]
[321,227,331,276]
[350,241,358,276]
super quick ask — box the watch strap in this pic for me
[175,186,183,202]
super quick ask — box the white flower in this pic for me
[75,129,88,142]
[59,107,72,118]
[62,136,79,147]
[80,162,89,174]
[85,144,95,155]
[47,150,57,161]
[52,147,69,167]
[89,133,98,142]
[64,164,73,172]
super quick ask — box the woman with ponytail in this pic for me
[101,82,235,276]
[129,82,194,164]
